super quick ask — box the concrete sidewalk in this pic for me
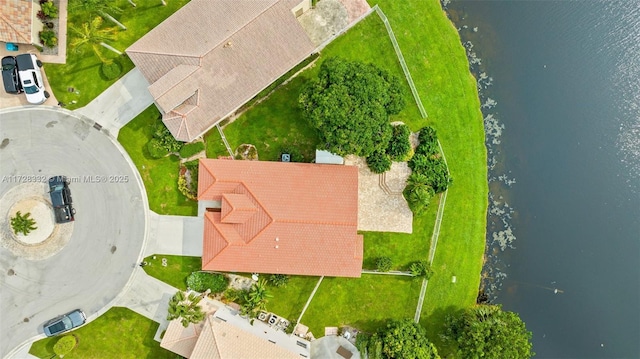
[115,268,178,324]
[144,212,204,257]
[75,68,153,137]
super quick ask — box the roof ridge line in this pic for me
[235,182,274,244]
[276,218,358,227]
[0,14,31,43]
[200,0,282,58]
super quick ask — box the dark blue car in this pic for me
[43,309,86,337]
[48,176,75,223]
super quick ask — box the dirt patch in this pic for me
[235,144,259,160]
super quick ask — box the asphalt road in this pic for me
[0,107,147,357]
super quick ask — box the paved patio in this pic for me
[346,155,413,234]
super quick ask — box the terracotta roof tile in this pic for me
[126,0,316,141]
[198,159,362,277]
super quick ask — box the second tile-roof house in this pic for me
[198,159,363,277]
[126,0,316,142]
[0,0,34,44]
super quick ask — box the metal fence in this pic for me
[374,6,428,119]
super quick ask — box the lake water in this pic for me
[447,1,640,357]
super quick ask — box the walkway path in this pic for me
[75,68,153,137]
[361,269,413,276]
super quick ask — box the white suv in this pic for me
[16,53,50,104]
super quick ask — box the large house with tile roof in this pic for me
[126,0,315,142]
[197,159,363,278]
[0,0,35,44]
[161,299,310,358]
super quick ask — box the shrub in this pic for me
[415,126,439,156]
[179,142,205,159]
[186,272,229,294]
[376,257,393,272]
[154,122,184,153]
[36,10,48,21]
[408,155,451,193]
[285,320,297,334]
[178,175,196,200]
[409,261,433,279]
[366,150,392,174]
[41,0,58,18]
[100,61,122,80]
[53,335,77,357]
[268,274,289,287]
[146,138,169,159]
[39,30,57,47]
[386,124,412,161]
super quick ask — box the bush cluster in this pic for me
[53,335,77,357]
[404,126,451,215]
[268,274,289,287]
[100,61,122,80]
[146,121,184,159]
[366,150,392,174]
[409,261,434,279]
[186,272,229,294]
[386,124,412,161]
[39,30,57,47]
[376,257,393,272]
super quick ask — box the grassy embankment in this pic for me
[371,0,487,351]
[44,0,189,109]
[29,307,178,359]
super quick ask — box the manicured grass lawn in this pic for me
[142,254,201,291]
[118,106,197,216]
[29,307,178,359]
[44,0,189,109]
[205,77,321,162]
[370,0,488,353]
[301,275,422,336]
[205,14,419,162]
[266,276,319,323]
[362,195,439,270]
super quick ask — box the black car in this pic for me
[48,176,76,223]
[1,56,22,94]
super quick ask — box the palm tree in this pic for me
[241,279,272,315]
[11,211,37,235]
[404,172,434,213]
[70,0,127,29]
[70,17,121,63]
[167,291,205,327]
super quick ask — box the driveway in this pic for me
[0,47,57,108]
[74,68,154,137]
[0,107,148,357]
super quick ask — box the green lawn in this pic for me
[118,106,197,216]
[362,195,439,270]
[142,254,201,291]
[301,275,422,336]
[44,0,189,109]
[29,307,179,359]
[266,276,319,323]
[369,0,488,352]
[205,14,420,162]
[205,77,321,162]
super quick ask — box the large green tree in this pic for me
[361,319,439,359]
[299,57,405,157]
[444,305,534,359]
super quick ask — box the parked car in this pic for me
[48,176,75,223]
[1,56,22,94]
[15,53,49,104]
[43,309,86,337]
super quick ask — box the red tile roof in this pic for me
[198,159,363,277]
[126,0,316,141]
